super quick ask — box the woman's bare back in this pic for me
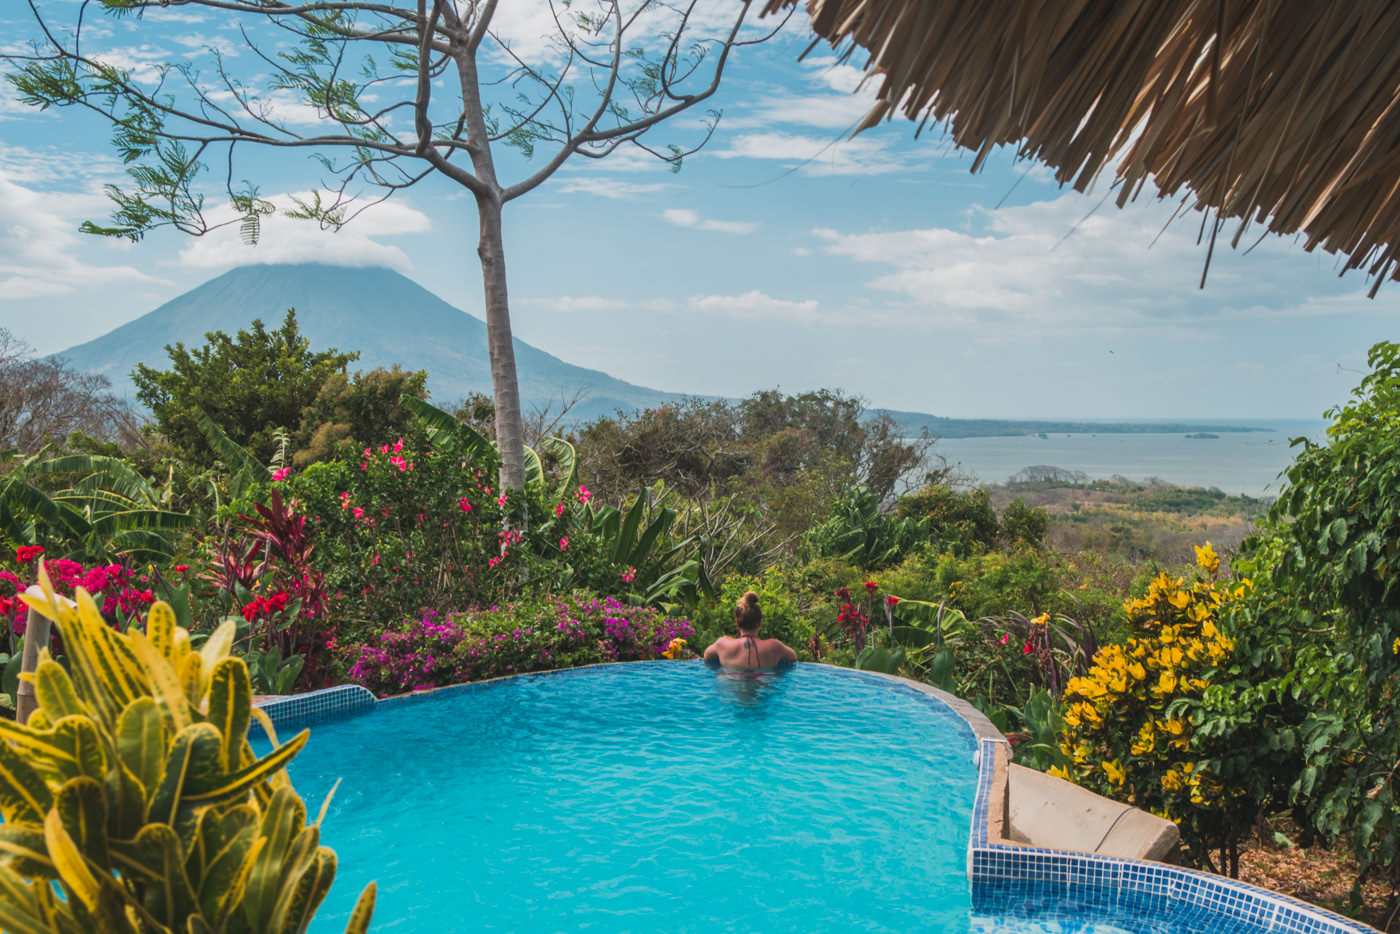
[704,634,797,669]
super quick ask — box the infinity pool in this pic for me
[278,663,980,933]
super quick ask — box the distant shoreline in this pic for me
[883,409,1271,440]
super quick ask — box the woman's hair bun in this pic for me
[734,590,762,629]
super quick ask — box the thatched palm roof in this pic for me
[763,0,1400,294]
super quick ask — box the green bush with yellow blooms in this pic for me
[1052,543,1255,872]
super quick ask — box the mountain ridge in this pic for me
[52,263,688,423]
[51,262,1270,438]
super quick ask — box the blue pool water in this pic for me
[279,664,981,933]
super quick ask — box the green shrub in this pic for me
[692,570,818,655]
[0,564,374,932]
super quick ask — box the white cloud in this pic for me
[554,176,672,200]
[204,87,327,130]
[0,177,168,301]
[711,130,907,176]
[0,143,125,188]
[89,44,174,86]
[487,0,755,69]
[171,32,241,58]
[689,291,819,321]
[805,192,1384,337]
[520,295,676,314]
[662,208,757,235]
[177,193,430,272]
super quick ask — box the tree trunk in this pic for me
[477,192,527,494]
[15,603,49,725]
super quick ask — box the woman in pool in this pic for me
[704,591,797,669]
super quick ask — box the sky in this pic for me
[0,1,1395,422]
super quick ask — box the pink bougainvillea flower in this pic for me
[352,507,365,520]
[556,501,565,517]
[577,485,591,505]
[559,536,569,552]
[379,444,391,455]
[458,497,472,513]
[997,633,1011,647]
[16,545,44,563]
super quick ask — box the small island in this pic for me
[1184,432,1220,439]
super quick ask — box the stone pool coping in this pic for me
[256,664,1380,933]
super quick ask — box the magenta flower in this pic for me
[577,485,591,505]
[621,566,636,583]
[556,501,565,517]
[458,497,472,513]
[271,467,290,482]
[559,536,569,552]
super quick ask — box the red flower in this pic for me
[886,596,900,606]
[16,545,43,563]
[864,581,879,593]
[996,634,1010,647]
[174,564,190,573]
[1022,641,1033,655]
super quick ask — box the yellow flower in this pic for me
[1195,542,1220,574]
[1393,636,1400,656]
[1131,721,1156,755]
[1047,765,1070,780]
[1168,589,1191,610]
[1102,759,1126,786]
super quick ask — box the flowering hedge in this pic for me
[0,547,158,638]
[1051,543,1250,868]
[345,595,697,696]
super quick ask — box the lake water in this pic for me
[933,419,1328,497]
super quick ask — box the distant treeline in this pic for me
[882,409,1268,439]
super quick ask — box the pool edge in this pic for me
[258,666,1381,933]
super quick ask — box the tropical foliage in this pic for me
[0,565,374,933]
[1052,549,1248,872]
[11,314,1400,917]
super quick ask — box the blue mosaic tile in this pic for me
[255,684,376,730]
[965,741,1379,934]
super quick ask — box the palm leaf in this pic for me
[195,414,269,485]
[399,397,497,463]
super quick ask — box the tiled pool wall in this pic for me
[968,737,1378,934]
[257,666,1379,934]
